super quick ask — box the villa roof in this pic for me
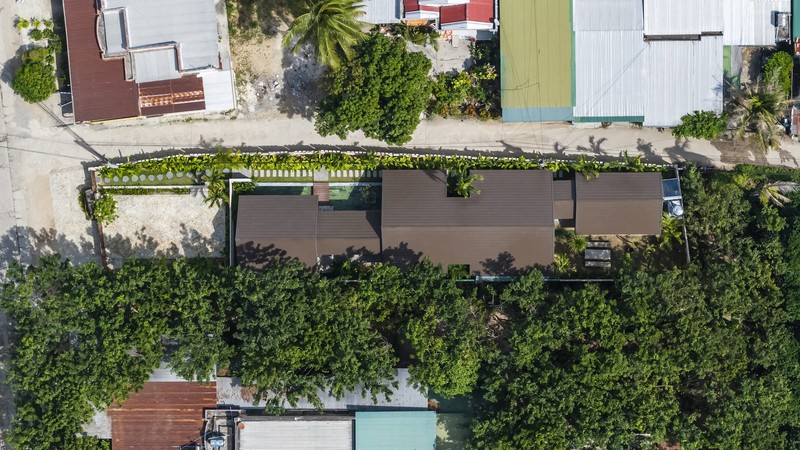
[553,179,575,221]
[574,172,663,235]
[235,196,381,268]
[381,170,554,274]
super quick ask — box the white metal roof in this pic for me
[200,69,237,111]
[102,9,126,54]
[644,0,700,35]
[573,0,642,31]
[644,36,724,127]
[132,48,180,83]
[361,0,400,24]
[574,30,647,119]
[217,369,428,410]
[238,419,353,450]
[103,0,219,70]
[723,0,790,46]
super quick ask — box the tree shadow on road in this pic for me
[635,138,668,165]
[576,136,607,155]
[665,138,714,167]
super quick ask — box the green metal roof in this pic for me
[355,411,436,450]
[501,0,574,122]
[794,0,800,39]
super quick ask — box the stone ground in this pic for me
[102,194,225,267]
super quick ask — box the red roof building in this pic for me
[403,0,495,30]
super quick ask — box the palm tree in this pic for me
[201,168,228,208]
[756,181,798,207]
[729,72,794,152]
[448,170,484,198]
[282,0,367,68]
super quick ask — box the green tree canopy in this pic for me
[12,60,55,103]
[315,32,433,145]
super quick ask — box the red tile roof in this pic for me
[107,381,217,450]
[63,0,207,122]
[403,0,439,13]
[440,0,494,24]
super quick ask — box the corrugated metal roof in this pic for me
[200,70,237,112]
[381,170,554,274]
[723,0,790,46]
[644,0,701,35]
[553,180,575,221]
[355,411,436,450]
[107,381,217,450]
[103,0,219,70]
[132,48,181,83]
[238,418,353,450]
[574,173,663,235]
[63,0,141,122]
[644,36,723,127]
[573,30,646,119]
[361,0,400,24]
[573,0,642,31]
[500,0,573,121]
[216,369,429,409]
[139,76,206,116]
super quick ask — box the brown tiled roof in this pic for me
[63,0,207,121]
[235,196,381,267]
[107,381,216,450]
[574,172,663,235]
[381,170,554,274]
[317,210,381,258]
[553,179,575,221]
[63,0,139,122]
[236,195,319,266]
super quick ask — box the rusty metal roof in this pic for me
[574,172,663,235]
[381,170,554,274]
[63,0,140,122]
[107,381,217,450]
[63,0,207,121]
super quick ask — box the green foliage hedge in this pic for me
[12,59,55,103]
[673,110,729,140]
[764,51,794,98]
[98,149,663,179]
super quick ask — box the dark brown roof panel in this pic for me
[235,195,318,267]
[574,173,663,235]
[553,180,575,221]
[317,210,381,257]
[108,381,216,450]
[63,0,140,122]
[381,170,554,274]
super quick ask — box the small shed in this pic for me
[355,411,436,450]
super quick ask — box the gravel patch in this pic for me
[46,168,98,265]
[102,193,224,266]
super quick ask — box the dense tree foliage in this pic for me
[471,165,800,449]
[315,33,432,145]
[9,164,800,448]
